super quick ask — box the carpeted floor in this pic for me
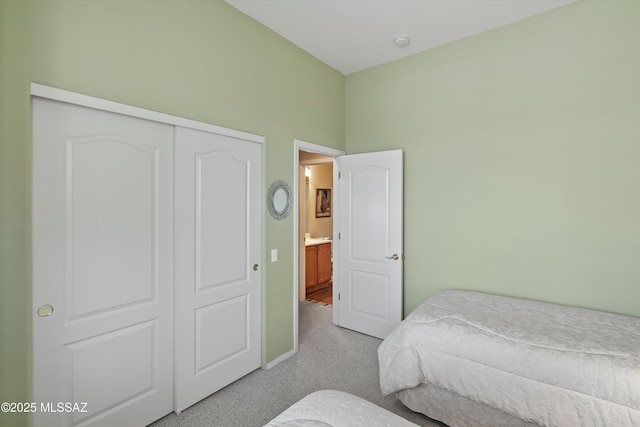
[150,301,443,426]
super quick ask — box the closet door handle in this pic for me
[385,254,400,261]
[253,264,260,271]
[37,304,54,317]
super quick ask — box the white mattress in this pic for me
[264,390,419,427]
[378,290,640,427]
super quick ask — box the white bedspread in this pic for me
[378,290,640,427]
[264,390,418,427]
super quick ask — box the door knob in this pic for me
[37,304,54,317]
[253,264,260,271]
[386,254,400,261]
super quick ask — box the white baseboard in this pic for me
[264,348,297,369]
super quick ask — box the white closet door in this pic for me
[32,98,174,426]
[174,127,261,412]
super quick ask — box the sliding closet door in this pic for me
[32,98,174,426]
[174,127,262,412]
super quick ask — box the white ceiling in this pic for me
[226,0,576,75]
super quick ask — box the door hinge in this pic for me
[338,232,341,240]
[338,293,341,301]
[338,171,341,179]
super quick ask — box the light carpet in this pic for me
[150,301,443,426]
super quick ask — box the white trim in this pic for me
[331,157,340,329]
[263,348,296,370]
[300,158,333,166]
[293,139,345,354]
[30,83,264,144]
[296,140,344,158]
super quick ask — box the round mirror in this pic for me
[273,188,288,213]
[268,180,292,220]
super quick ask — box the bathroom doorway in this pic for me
[293,140,344,354]
[300,155,334,306]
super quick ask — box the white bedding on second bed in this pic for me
[264,390,418,427]
[378,290,640,426]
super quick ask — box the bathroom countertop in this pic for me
[305,238,332,247]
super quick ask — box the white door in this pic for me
[32,98,174,426]
[174,127,261,412]
[335,150,403,339]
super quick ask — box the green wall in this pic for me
[3,0,640,426]
[346,0,640,317]
[0,1,344,425]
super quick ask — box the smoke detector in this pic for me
[393,36,410,48]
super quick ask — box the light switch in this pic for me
[271,249,278,262]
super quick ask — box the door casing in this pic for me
[289,140,344,363]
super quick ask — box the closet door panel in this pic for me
[196,151,248,290]
[32,97,174,427]
[174,126,261,413]
[69,137,156,315]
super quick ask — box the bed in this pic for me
[378,290,640,427]
[264,390,419,426]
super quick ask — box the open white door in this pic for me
[174,127,262,412]
[335,150,403,339]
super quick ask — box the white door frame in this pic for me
[292,140,344,354]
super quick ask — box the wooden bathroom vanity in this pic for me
[305,239,332,293]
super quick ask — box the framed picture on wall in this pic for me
[315,188,331,218]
